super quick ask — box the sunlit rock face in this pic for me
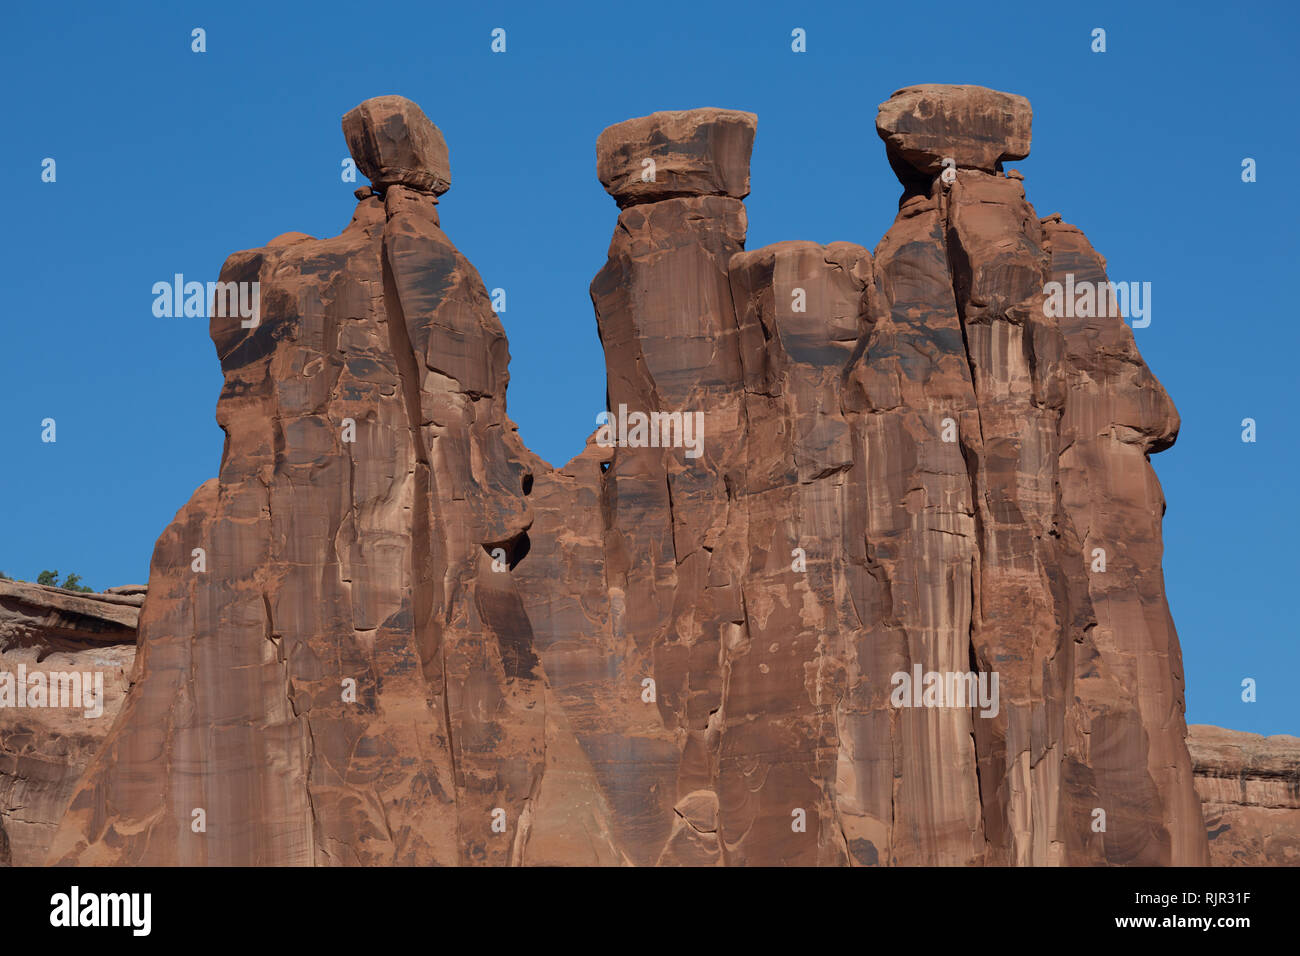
[45,88,1211,866]
[1188,725,1300,866]
[0,579,139,866]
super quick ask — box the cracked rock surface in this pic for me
[41,88,1239,865]
[1188,725,1300,866]
[0,579,138,866]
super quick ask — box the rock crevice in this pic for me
[34,87,1243,866]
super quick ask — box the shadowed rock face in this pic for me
[46,88,1216,865]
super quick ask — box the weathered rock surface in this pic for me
[1189,725,1300,866]
[102,585,147,596]
[40,87,1251,865]
[342,95,451,195]
[49,96,543,866]
[0,580,140,647]
[597,109,757,208]
[0,580,138,866]
[877,84,1031,181]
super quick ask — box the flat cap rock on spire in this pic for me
[596,108,757,207]
[342,94,451,194]
[876,84,1031,178]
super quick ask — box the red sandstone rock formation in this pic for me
[43,86,1226,865]
[1188,725,1300,866]
[49,98,541,864]
[0,580,138,866]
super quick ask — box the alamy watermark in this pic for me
[595,404,704,459]
[0,666,104,718]
[890,665,1000,718]
[1043,273,1150,328]
[50,886,151,936]
[152,273,260,327]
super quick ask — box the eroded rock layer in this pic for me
[46,86,1216,865]
[0,580,138,866]
[1188,725,1300,866]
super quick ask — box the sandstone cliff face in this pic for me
[50,96,542,865]
[45,87,1216,865]
[1188,725,1300,866]
[0,580,138,866]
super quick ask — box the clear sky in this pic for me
[2,0,1295,735]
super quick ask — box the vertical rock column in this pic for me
[1044,215,1207,865]
[877,85,1070,865]
[724,240,873,865]
[844,185,987,865]
[871,84,1207,865]
[588,109,755,863]
[49,96,543,865]
[363,97,545,864]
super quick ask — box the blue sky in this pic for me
[2,0,1295,734]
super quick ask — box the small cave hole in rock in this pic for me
[483,531,531,571]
